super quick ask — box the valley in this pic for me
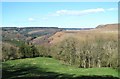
[1,24,119,79]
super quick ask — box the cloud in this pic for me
[52,8,117,16]
[54,8,105,16]
[107,8,118,11]
[28,18,35,21]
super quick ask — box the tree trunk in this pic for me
[97,57,101,68]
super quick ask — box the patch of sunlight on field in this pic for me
[2,57,119,78]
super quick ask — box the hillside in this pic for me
[2,24,118,46]
[95,24,118,31]
[2,57,119,79]
[2,24,119,79]
[48,24,118,45]
[2,27,63,46]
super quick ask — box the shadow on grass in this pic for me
[2,63,120,79]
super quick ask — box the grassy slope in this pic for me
[2,57,119,79]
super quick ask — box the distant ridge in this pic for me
[62,28,93,31]
[96,24,118,31]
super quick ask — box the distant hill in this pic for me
[2,27,63,46]
[2,24,118,46]
[62,28,93,31]
[95,24,118,31]
[48,23,118,45]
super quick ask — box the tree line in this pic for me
[51,36,118,69]
[2,42,38,61]
[2,34,118,69]
[2,42,51,62]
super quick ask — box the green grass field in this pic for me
[2,57,119,79]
